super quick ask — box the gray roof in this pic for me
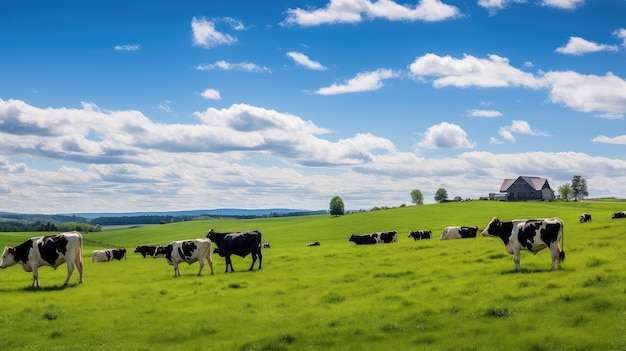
[500,176,550,192]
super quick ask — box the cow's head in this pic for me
[481,217,501,237]
[0,247,17,269]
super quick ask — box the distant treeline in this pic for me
[0,220,101,233]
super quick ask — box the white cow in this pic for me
[1,231,84,288]
[92,248,126,262]
[481,217,564,270]
[440,226,478,240]
[153,239,214,276]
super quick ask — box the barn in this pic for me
[498,176,555,201]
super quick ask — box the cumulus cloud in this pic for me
[191,17,239,48]
[315,68,399,95]
[592,135,626,145]
[409,53,545,89]
[614,28,626,48]
[498,120,548,142]
[287,52,327,71]
[467,109,502,117]
[544,71,626,113]
[555,36,619,55]
[114,44,141,51]
[283,0,461,26]
[541,0,585,10]
[417,122,476,149]
[201,89,221,100]
[196,60,271,73]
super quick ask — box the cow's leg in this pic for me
[225,256,233,273]
[550,244,562,270]
[64,260,75,286]
[248,253,257,271]
[206,250,214,275]
[513,250,521,271]
[76,255,84,284]
[174,262,180,277]
[257,250,262,270]
[197,258,204,276]
[31,265,40,288]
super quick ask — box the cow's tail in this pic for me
[559,221,565,262]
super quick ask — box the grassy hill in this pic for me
[1,200,625,350]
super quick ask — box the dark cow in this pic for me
[206,229,262,273]
[612,211,626,219]
[440,226,478,240]
[0,231,84,288]
[481,217,565,271]
[408,230,432,240]
[153,239,214,276]
[306,241,320,246]
[92,248,126,262]
[378,231,398,243]
[263,243,271,249]
[579,213,592,223]
[349,233,378,245]
[134,245,159,258]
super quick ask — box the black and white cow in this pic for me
[440,226,478,240]
[134,245,159,258]
[579,213,592,223]
[306,241,320,246]
[408,230,432,240]
[349,231,397,244]
[153,239,214,276]
[92,248,126,262]
[379,231,398,243]
[0,231,84,288]
[206,229,262,273]
[263,243,270,249]
[612,211,626,219]
[481,217,565,271]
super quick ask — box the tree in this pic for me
[434,188,448,203]
[410,189,424,205]
[558,183,572,202]
[329,196,345,216]
[571,175,589,201]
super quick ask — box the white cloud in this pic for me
[544,71,626,113]
[479,0,583,12]
[191,17,239,48]
[158,100,172,113]
[196,60,271,73]
[467,109,502,117]
[555,36,619,55]
[613,28,626,48]
[592,135,626,145]
[284,0,461,26]
[409,53,545,88]
[315,68,399,95]
[540,0,585,10]
[201,89,221,100]
[416,122,476,149]
[286,52,327,71]
[594,112,623,120]
[114,44,141,51]
[498,120,547,142]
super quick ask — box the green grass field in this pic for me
[1,201,625,350]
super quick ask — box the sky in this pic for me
[1,0,626,214]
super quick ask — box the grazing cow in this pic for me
[153,239,214,276]
[612,211,626,219]
[0,231,84,288]
[408,230,432,240]
[440,226,478,240]
[378,231,398,243]
[92,248,126,262]
[306,241,320,246]
[206,229,262,273]
[263,243,271,249]
[349,233,378,245]
[579,213,592,223]
[481,217,565,271]
[134,245,159,258]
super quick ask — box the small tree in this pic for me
[329,196,345,216]
[571,175,589,201]
[434,188,448,203]
[558,183,572,201]
[410,189,424,205]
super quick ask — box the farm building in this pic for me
[498,176,555,201]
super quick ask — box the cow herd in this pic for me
[1,210,624,287]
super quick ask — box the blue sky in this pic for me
[1,0,625,213]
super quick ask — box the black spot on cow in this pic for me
[38,235,69,265]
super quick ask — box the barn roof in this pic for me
[500,176,551,192]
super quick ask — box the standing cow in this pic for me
[206,229,262,273]
[579,213,592,223]
[0,231,84,288]
[92,248,126,262]
[408,230,432,240]
[153,239,214,276]
[481,217,564,271]
[440,226,478,240]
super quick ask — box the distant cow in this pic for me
[481,217,564,271]
[134,245,159,258]
[378,231,398,243]
[263,243,270,249]
[0,231,84,288]
[408,230,432,240]
[579,213,592,223]
[92,248,126,262]
[349,231,397,245]
[306,241,320,246]
[206,229,262,273]
[612,211,626,219]
[440,226,478,240]
[153,239,214,276]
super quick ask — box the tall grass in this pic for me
[1,201,625,350]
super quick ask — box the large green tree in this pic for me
[558,183,572,201]
[329,196,345,216]
[434,188,448,203]
[571,175,589,201]
[410,189,424,205]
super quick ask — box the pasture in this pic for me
[1,201,625,350]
